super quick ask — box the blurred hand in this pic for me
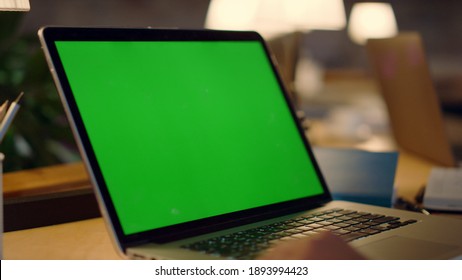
[258,231,365,260]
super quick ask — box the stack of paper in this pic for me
[423,168,462,212]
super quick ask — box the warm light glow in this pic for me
[348,2,398,45]
[206,0,346,39]
[0,0,30,11]
[284,0,346,31]
[205,0,260,31]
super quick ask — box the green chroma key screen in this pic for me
[55,40,324,235]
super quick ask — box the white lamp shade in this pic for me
[205,0,261,31]
[348,2,398,45]
[284,0,346,31]
[206,0,346,39]
[0,0,30,11]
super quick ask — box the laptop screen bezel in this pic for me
[38,27,332,251]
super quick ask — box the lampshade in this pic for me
[284,0,346,31]
[205,0,260,31]
[205,0,346,39]
[0,0,29,11]
[348,2,398,45]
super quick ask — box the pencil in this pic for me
[0,92,24,143]
[0,100,9,122]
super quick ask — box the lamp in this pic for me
[283,0,346,31]
[0,0,30,11]
[205,0,346,39]
[348,2,398,45]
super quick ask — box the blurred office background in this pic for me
[1,0,462,172]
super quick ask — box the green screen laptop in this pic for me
[39,27,462,260]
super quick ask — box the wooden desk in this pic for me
[3,163,99,232]
[4,218,121,260]
[4,162,90,199]
[3,151,437,260]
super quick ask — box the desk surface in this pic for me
[3,151,438,260]
[4,217,122,260]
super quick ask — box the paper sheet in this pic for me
[423,167,462,211]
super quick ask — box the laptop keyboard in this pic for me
[181,208,418,259]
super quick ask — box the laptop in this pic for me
[366,33,461,167]
[39,27,462,260]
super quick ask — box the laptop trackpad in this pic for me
[358,236,458,259]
